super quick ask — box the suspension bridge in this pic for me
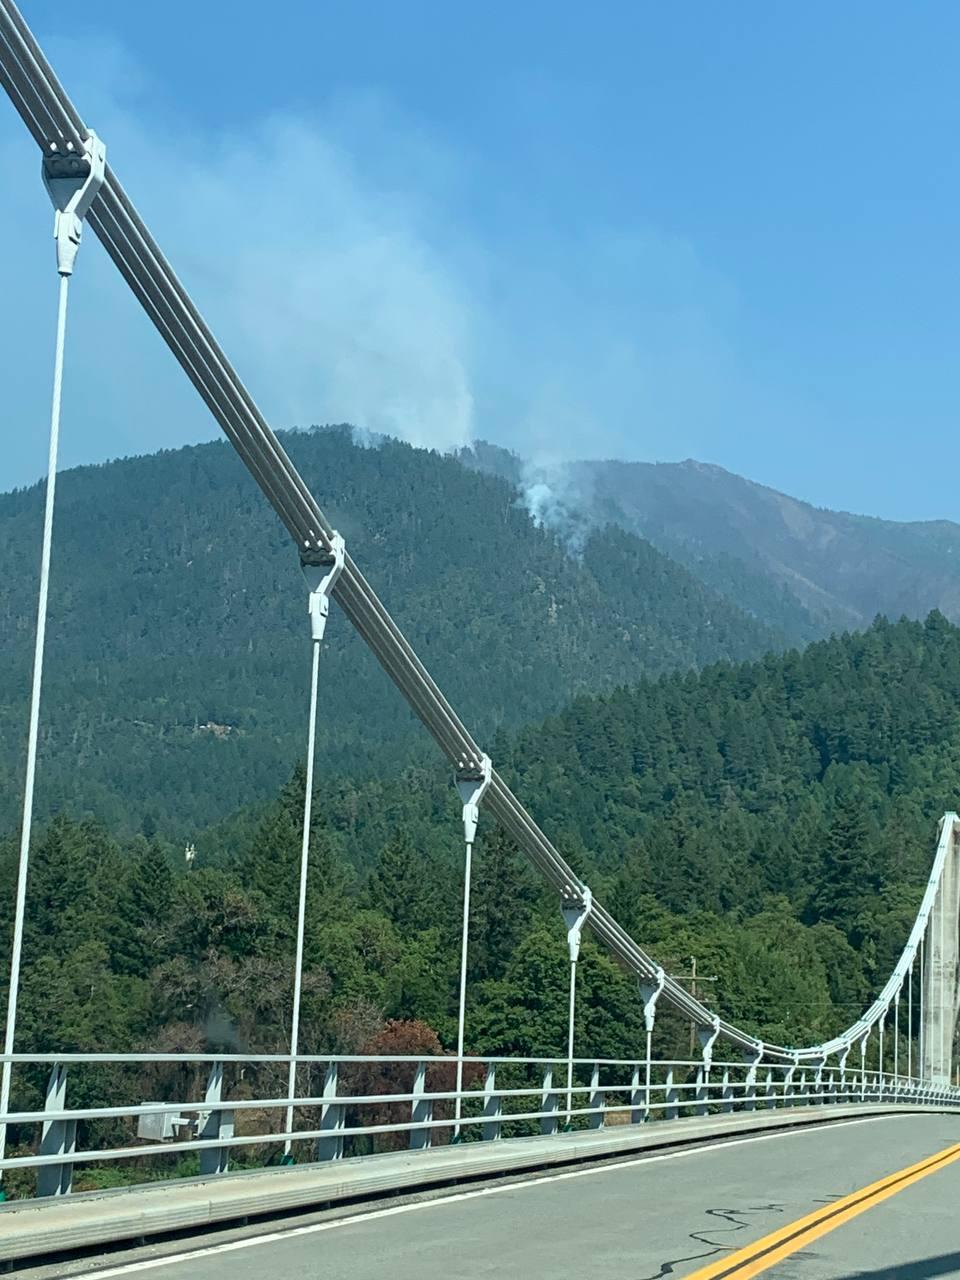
[2,3,960,1275]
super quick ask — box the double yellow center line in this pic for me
[685,1139,960,1279]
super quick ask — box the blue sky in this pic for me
[2,1,959,519]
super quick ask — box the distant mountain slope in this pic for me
[575,458,960,632]
[0,428,773,836]
[462,444,960,642]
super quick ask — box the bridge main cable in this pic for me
[0,0,846,1062]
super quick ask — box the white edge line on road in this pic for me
[54,1116,892,1279]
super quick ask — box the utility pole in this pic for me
[674,956,719,1057]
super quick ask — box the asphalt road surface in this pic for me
[24,1114,960,1280]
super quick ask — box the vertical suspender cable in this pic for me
[920,931,926,1083]
[565,954,578,1126]
[0,273,70,1178]
[284,538,343,1155]
[285,634,321,1152]
[908,962,913,1081]
[0,128,103,1184]
[452,756,490,1139]
[453,835,473,1136]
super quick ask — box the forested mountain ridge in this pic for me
[0,427,774,837]
[2,614,956,1126]
[462,443,960,644]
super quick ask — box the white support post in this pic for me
[859,1033,870,1103]
[452,751,491,1140]
[0,131,105,1184]
[286,534,345,1155]
[764,1067,775,1109]
[629,1064,644,1124]
[837,1046,850,1103]
[561,885,593,1129]
[665,1068,679,1120]
[696,1018,720,1116]
[783,1060,797,1108]
[198,1061,232,1177]
[481,1064,502,1141]
[893,991,900,1098]
[588,1062,604,1129]
[317,1062,344,1161]
[541,1067,559,1135]
[409,1061,433,1150]
[744,1045,763,1113]
[36,1065,75,1197]
[721,1069,733,1113]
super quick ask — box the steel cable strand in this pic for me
[1,0,85,135]
[0,14,65,145]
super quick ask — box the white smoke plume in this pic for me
[518,459,598,555]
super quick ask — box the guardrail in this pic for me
[2,1052,957,1200]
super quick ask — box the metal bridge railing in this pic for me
[1,1052,957,1201]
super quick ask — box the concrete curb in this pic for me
[2,1103,958,1263]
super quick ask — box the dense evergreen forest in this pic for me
[2,615,956,1090]
[0,428,776,837]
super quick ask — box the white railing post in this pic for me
[783,1061,797,1108]
[317,1062,344,1161]
[481,1064,502,1141]
[721,1069,733,1113]
[37,1064,75,1198]
[744,1046,763,1113]
[409,1060,433,1150]
[541,1066,559,1135]
[837,1046,850,1103]
[198,1061,232,1177]
[629,1063,644,1124]
[665,1067,679,1120]
[768,1064,783,1105]
[588,1062,604,1129]
[696,1018,720,1117]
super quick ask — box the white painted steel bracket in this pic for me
[455,750,491,845]
[42,130,105,276]
[561,884,593,963]
[697,1017,721,1071]
[301,533,345,642]
[639,968,666,1033]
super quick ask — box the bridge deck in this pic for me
[12,1111,960,1280]
[2,1104,957,1266]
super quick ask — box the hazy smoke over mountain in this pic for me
[517,460,598,554]
[2,34,743,500]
